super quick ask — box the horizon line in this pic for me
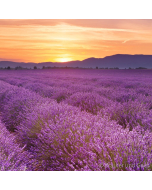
[1,53,152,64]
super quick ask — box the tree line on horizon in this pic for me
[0,66,149,70]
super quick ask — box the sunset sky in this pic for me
[1,19,152,63]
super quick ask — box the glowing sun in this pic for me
[57,58,71,62]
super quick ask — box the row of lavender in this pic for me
[1,70,152,130]
[0,69,152,170]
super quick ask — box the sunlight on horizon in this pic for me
[56,57,72,62]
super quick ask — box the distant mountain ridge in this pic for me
[1,54,152,69]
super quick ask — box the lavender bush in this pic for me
[0,120,33,170]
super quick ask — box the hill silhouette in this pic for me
[1,54,152,69]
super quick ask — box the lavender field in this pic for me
[0,69,152,171]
